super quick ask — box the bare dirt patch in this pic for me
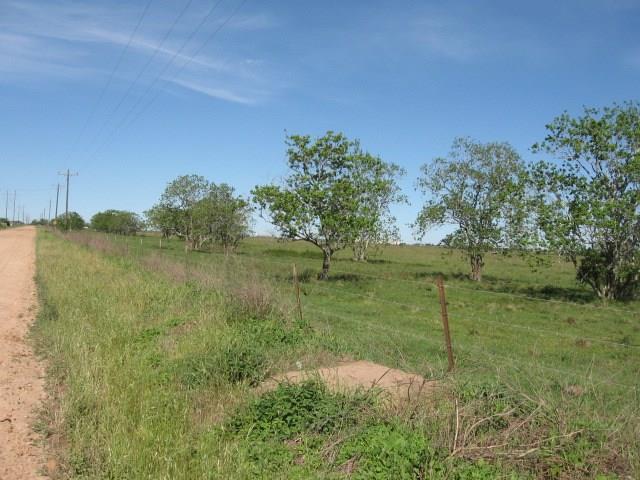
[0,227,47,479]
[263,360,438,403]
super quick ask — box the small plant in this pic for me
[337,422,433,479]
[219,339,267,386]
[228,380,373,440]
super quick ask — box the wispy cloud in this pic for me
[0,1,277,104]
[407,6,548,64]
[168,78,257,105]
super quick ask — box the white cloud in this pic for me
[168,78,257,105]
[0,0,276,103]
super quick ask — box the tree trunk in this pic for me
[470,254,483,282]
[318,249,332,280]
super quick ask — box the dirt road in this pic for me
[0,227,46,479]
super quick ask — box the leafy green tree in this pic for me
[91,210,141,235]
[194,183,252,254]
[252,131,404,279]
[414,137,527,282]
[55,211,85,230]
[147,175,251,252]
[531,102,640,300]
[145,204,178,239]
[350,160,406,262]
[146,175,211,251]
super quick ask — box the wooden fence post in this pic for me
[436,275,455,372]
[292,263,303,323]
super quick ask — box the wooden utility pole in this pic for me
[12,191,16,224]
[58,170,78,230]
[292,263,303,323]
[435,275,455,372]
[4,190,7,220]
[54,184,60,220]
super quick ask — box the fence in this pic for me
[60,230,640,395]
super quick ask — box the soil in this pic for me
[264,360,438,402]
[0,227,47,479]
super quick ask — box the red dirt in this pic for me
[0,227,47,479]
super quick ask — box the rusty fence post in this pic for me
[436,275,455,372]
[292,263,303,323]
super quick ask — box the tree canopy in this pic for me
[91,210,142,235]
[252,131,404,279]
[55,211,85,230]
[531,102,640,300]
[414,137,527,281]
[146,175,252,252]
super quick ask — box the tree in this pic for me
[146,175,211,251]
[194,183,252,254]
[146,175,252,252]
[350,159,406,262]
[145,204,177,239]
[252,131,404,279]
[414,137,527,282]
[531,102,640,300]
[91,210,142,235]
[55,211,85,230]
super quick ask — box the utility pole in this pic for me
[54,184,60,224]
[58,170,78,231]
[48,198,52,222]
[12,191,16,225]
[4,190,7,220]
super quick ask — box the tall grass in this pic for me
[34,231,326,478]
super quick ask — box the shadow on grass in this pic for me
[409,270,597,304]
[263,249,321,260]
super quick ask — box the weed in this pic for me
[336,422,433,479]
[228,381,373,440]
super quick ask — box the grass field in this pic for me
[35,229,640,478]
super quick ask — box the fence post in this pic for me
[435,275,455,372]
[292,263,303,323]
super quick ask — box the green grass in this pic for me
[35,230,640,478]
[98,233,640,388]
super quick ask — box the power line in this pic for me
[63,0,155,169]
[81,0,225,169]
[80,0,195,161]
[84,0,247,167]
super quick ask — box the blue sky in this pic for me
[1,0,638,242]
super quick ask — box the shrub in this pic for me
[91,209,142,235]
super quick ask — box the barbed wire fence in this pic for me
[61,230,640,396]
